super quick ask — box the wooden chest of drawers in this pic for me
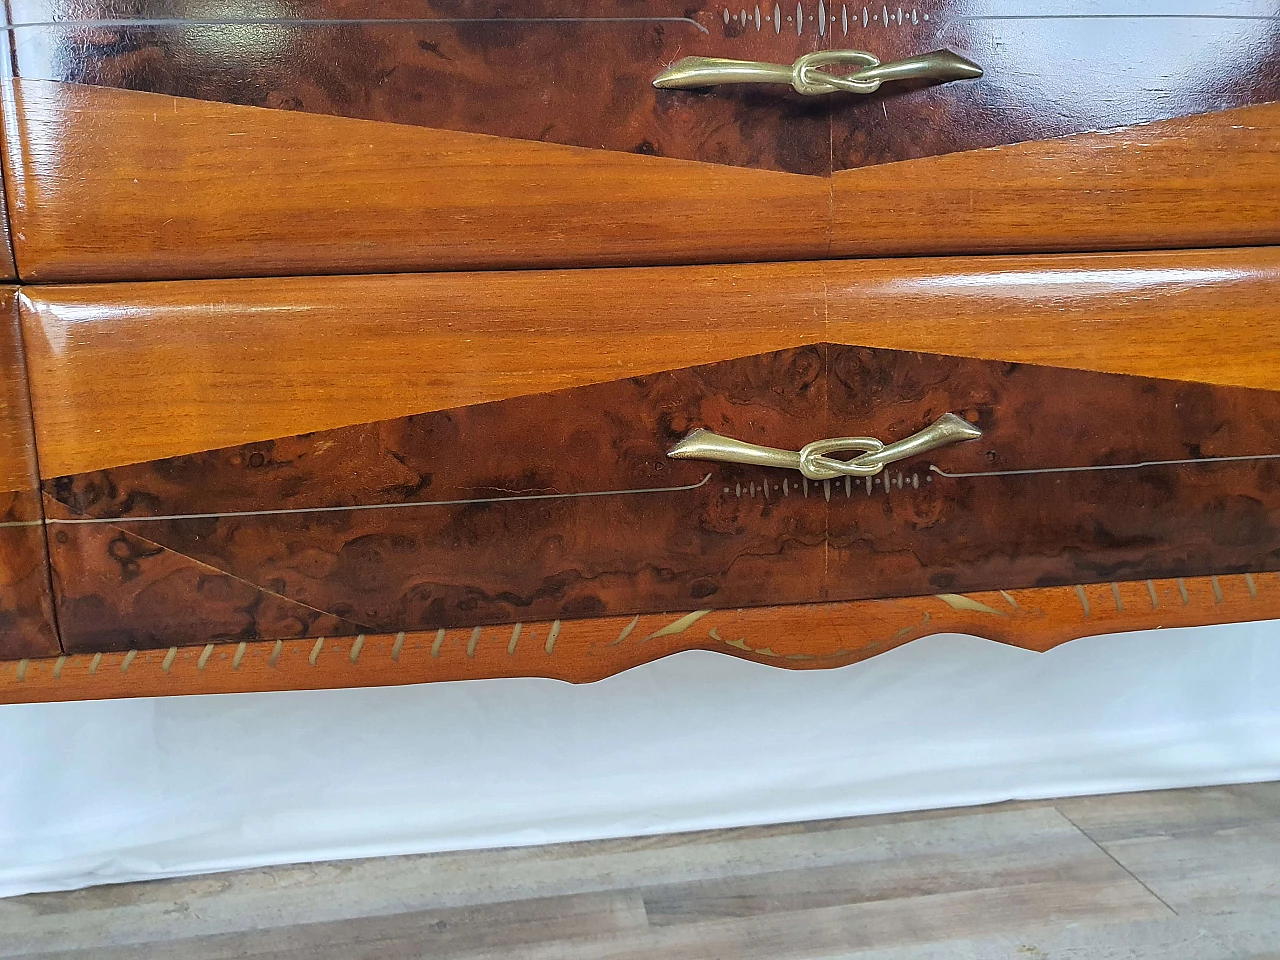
[2,1,1279,701]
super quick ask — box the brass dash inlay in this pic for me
[1178,578,1190,605]
[120,650,137,674]
[1147,580,1159,609]
[89,652,103,675]
[197,644,214,670]
[1074,585,1090,617]
[53,655,66,679]
[391,632,406,661]
[268,639,284,666]
[546,620,562,655]
[349,634,365,664]
[431,628,446,658]
[161,647,177,672]
[999,590,1019,609]
[1212,576,1224,604]
[308,638,324,666]
[1110,582,1124,611]
[605,615,640,647]
[15,659,27,682]
[1245,573,1258,598]
[467,626,481,658]
[232,641,247,670]
[508,623,522,655]
[936,594,1006,616]
[645,610,712,640]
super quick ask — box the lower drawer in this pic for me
[12,249,1280,675]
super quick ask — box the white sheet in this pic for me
[2,620,1279,897]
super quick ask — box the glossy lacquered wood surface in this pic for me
[3,572,1277,703]
[21,247,1280,480]
[38,344,1280,652]
[6,82,1280,280]
[0,287,58,659]
[16,248,1280,657]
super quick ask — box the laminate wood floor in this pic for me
[4,782,1280,959]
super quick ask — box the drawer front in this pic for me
[19,250,1280,654]
[0,288,58,659]
[4,1,1280,280]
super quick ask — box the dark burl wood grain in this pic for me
[825,347,1280,597]
[9,0,1280,174]
[44,348,830,651]
[42,346,1280,654]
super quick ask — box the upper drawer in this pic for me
[4,1,1280,281]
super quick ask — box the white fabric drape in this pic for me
[2,620,1279,897]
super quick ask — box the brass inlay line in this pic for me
[53,655,66,679]
[931,452,1280,479]
[1111,583,1124,612]
[120,650,137,674]
[89,652,102,675]
[467,627,481,659]
[391,632,406,661]
[308,638,324,666]
[1246,573,1258,598]
[545,621,562,655]
[162,647,177,672]
[1212,577,1224,604]
[197,644,214,670]
[268,640,284,666]
[507,623,522,656]
[431,628,446,658]
[1178,579,1190,605]
[15,659,27,682]
[349,635,365,664]
[1147,580,1159,609]
[45,475,714,526]
[232,641,247,670]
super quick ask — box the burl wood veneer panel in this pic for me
[0,288,57,658]
[19,249,1280,654]
[4,1,1279,279]
[37,344,1280,653]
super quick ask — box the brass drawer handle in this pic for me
[667,413,981,480]
[653,49,982,96]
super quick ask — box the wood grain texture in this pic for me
[6,79,1280,281]
[0,287,59,659]
[2,571,1277,702]
[20,248,1280,480]
[2,79,830,282]
[38,346,1280,653]
[831,102,1280,258]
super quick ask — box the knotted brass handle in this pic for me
[667,413,982,480]
[653,49,982,96]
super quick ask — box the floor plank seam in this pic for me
[1055,806,1181,918]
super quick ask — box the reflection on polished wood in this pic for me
[3,572,1276,704]
[6,79,1280,281]
[0,287,58,658]
[21,248,1280,480]
[2,80,830,282]
[831,103,1280,258]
